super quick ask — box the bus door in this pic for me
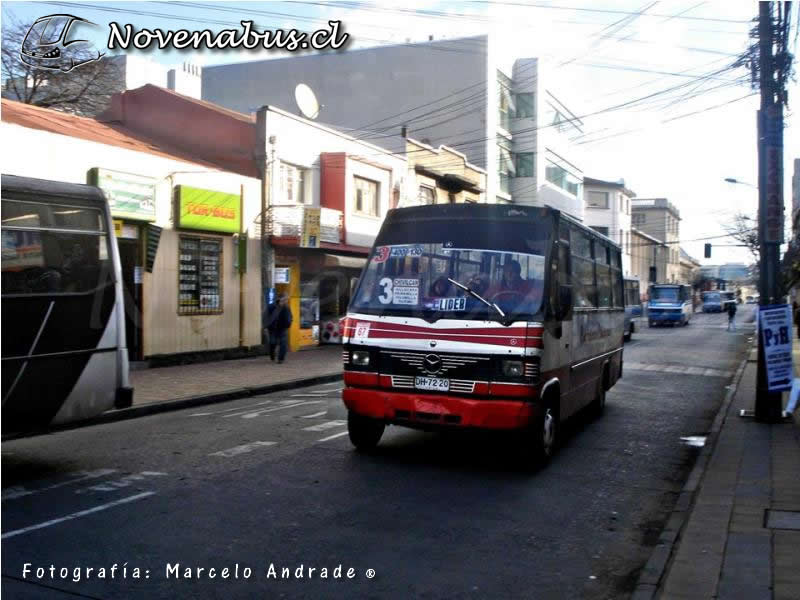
[542,222,575,416]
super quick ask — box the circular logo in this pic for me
[429,340,437,348]
[422,354,443,375]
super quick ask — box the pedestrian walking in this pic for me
[267,293,292,363]
[726,300,737,331]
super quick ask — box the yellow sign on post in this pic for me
[113,219,123,237]
[301,207,321,248]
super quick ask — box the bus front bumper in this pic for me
[649,311,684,323]
[343,387,538,430]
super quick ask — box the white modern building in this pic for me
[583,177,635,275]
[202,34,585,218]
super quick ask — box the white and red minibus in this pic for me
[341,204,624,466]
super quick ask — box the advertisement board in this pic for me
[89,168,157,221]
[176,185,241,234]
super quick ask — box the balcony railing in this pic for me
[266,205,343,244]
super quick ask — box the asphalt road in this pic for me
[2,308,754,600]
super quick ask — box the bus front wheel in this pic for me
[524,398,559,469]
[347,411,385,451]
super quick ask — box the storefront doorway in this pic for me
[117,238,143,361]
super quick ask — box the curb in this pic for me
[631,346,752,600]
[3,373,343,441]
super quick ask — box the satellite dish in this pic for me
[295,84,320,120]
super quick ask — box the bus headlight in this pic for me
[352,350,371,367]
[502,360,523,377]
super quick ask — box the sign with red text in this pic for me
[176,185,241,233]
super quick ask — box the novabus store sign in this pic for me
[88,168,156,221]
[176,185,241,233]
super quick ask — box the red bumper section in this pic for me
[343,385,539,430]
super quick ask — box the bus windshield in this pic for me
[703,292,720,302]
[351,220,551,321]
[651,287,679,303]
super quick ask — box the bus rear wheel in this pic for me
[347,411,385,451]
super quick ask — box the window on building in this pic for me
[586,191,609,208]
[497,71,514,132]
[498,139,514,194]
[591,226,609,237]
[178,236,222,315]
[619,228,624,251]
[515,92,534,118]
[632,213,646,226]
[515,152,534,178]
[354,176,380,216]
[545,157,580,197]
[418,185,436,205]
[279,163,307,204]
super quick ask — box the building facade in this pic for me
[583,177,635,276]
[1,98,262,362]
[679,248,701,286]
[202,35,585,219]
[405,138,487,206]
[630,227,668,292]
[631,198,682,283]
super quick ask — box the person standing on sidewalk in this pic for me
[267,294,293,363]
[726,299,737,331]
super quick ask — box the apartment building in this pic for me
[202,35,585,219]
[583,177,635,275]
[632,198,682,283]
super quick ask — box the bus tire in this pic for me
[592,368,608,418]
[529,395,559,468]
[347,411,385,451]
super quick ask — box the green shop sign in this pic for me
[176,185,241,234]
[88,168,157,221]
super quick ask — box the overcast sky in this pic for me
[3,1,798,265]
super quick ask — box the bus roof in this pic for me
[383,203,622,250]
[2,173,107,204]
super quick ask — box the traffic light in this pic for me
[704,243,712,258]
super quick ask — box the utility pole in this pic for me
[754,1,786,422]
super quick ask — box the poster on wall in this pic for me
[178,237,222,313]
[176,185,241,234]
[301,207,321,248]
[88,168,156,221]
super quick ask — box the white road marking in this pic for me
[300,411,328,419]
[1,492,156,539]
[625,362,733,378]
[189,412,213,417]
[303,420,346,432]
[209,441,276,458]
[316,431,349,443]
[224,400,323,419]
[2,469,118,501]
[75,472,167,494]
[187,399,276,418]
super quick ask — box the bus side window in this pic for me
[557,242,572,318]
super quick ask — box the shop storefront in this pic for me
[88,167,157,361]
[273,250,366,351]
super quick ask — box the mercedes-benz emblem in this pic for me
[422,354,443,375]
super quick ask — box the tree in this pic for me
[722,213,759,263]
[1,13,122,116]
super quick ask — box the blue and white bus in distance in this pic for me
[648,284,693,327]
[623,277,642,341]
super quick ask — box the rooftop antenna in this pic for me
[294,83,320,120]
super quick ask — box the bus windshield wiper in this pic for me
[447,278,509,325]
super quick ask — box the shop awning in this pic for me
[323,253,367,269]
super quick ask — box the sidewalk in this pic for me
[635,338,800,599]
[130,345,343,406]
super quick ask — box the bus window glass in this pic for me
[596,263,612,307]
[572,256,596,308]
[2,229,111,294]
[353,244,546,319]
[2,199,105,232]
[572,229,592,258]
[651,287,679,302]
